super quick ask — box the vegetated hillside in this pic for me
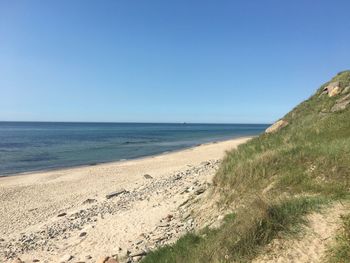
[141,71,350,263]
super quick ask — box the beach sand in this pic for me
[0,137,251,263]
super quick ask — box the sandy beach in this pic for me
[0,137,250,263]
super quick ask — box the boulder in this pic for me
[323,81,342,97]
[265,120,288,133]
[329,86,342,97]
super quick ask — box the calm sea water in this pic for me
[0,122,268,176]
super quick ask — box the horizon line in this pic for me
[0,120,271,125]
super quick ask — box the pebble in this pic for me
[59,254,73,262]
[143,174,153,179]
[166,214,174,222]
[57,212,67,217]
[106,189,127,199]
[82,198,97,205]
[11,258,24,263]
[96,256,109,263]
[195,187,206,195]
[157,222,170,228]
[130,249,147,257]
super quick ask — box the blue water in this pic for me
[0,122,268,176]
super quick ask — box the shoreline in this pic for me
[0,136,251,262]
[0,135,254,179]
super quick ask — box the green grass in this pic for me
[141,71,350,263]
[142,196,328,263]
[141,234,202,263]
[327,213,350,263]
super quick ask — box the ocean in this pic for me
[0,122,268,176]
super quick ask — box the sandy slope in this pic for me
[0,137,250,262]
[252,202,348,263]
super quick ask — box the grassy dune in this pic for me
[142,71,350,263]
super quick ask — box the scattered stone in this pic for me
[1,159,221,260]
[182,212,191,220]
[322,81,342,97]
[96,257,109,263]
[157,222,170,228]
[11,258,24,263]
[143,174,153,179]
[133,256,142,262]
[151,235,167,242]
[186,186,195,193]
[82,198,97,205]
[135,239,143,245]
[85,255,92,260]
[60,254,73,262]
[265,119,288,133]
[180,198,191,207]
[33,260,40,262]
[57,212,67,217]
[98,257,119,263]
[105,258,119,263]
[166,214,174,222]
[79,231,87,237]
[187,218,194,225]
[194,187,206,195]
[330,86,342,97]
[130,250,147,257]
[106,189,127,199]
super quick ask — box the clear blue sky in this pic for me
[1,1,349,123]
